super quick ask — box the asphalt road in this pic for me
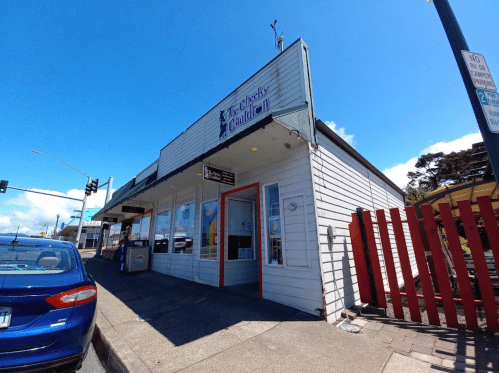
[79,343,105,373]
[79,250,106,373]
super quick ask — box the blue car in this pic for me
[0,236,97,373]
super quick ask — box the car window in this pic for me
[0,243,76,275]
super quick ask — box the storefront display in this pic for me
[92,38,408,321]
[201,201,218,260]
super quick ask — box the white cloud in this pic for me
[0,188,112,236]
[383,132,484,189]
[324,120,355,146]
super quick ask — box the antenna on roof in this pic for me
[270,20,284,53]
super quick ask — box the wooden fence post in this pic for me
[356,208,378,307]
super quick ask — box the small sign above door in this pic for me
[203,165,235,186]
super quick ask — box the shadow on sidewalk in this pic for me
[86,257,320,347]
[361,312,499,372]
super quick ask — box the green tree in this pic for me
[438,149,474,184]
[405,149,476,203]
[407,152,445,191]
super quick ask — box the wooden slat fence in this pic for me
[349,196,499,332]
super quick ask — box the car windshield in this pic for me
[0,243,76,275]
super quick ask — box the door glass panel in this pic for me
[228,200,254,260]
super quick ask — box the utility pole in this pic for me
[431,0,499,184]
[52,213,60,239]
[95,177,113,257]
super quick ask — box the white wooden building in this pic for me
[93,39,415,323]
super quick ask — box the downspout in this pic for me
[306,139,328,320]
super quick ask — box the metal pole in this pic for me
[5,186,83,202]
[75,176,90,249]
[95,177,113,257]
[53,214,60,239]
[432,0,499,185]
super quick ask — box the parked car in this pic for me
[0,236,97,372]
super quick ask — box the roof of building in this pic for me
[413,178,498,215]
[315,119,404,196]
[93,114,404,221]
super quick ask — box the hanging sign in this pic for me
[122,206,145,214]
[462,51,497,91]
[103,217,119,223]
[477,90,499,133]
[203,165,235,186]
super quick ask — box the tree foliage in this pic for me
[405,149,474,203]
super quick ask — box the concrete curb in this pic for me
[92,324,129,373]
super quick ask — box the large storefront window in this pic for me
[173,203,195,254]
[139,214,151,240]
[154,210,171,253]
[130,218,141,240]
[130,214,151,241]
[265,184,282,265]
[200,201,217,260]
[106,224,121,249]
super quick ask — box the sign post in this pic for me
[432,0,499,185]
[462,52,496,91]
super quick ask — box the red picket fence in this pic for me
[349,196,499,333]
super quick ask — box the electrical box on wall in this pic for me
[327,225,336,239]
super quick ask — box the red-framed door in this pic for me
[219,182,262,298]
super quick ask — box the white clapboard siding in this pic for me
[312,131,416,322]
[150,142,321,316]
[157,40,310,180]
[237,143,322,315]
[197,260,218,287]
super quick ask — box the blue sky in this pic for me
[1,0,497,234]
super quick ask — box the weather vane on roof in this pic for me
[270,20,284,53]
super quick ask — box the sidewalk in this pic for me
[352,313,499,372]
[86,257,496,372]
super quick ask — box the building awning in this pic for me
[92,106,404,222]
[57,221,102,237]
[57,225,79,237]
[92,109,309,222]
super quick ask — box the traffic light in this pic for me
[85,182,92,196]
[91,179,99,192]
[0,180,8,194]
[85,179,99,196]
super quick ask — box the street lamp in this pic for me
[32,150,91,248]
